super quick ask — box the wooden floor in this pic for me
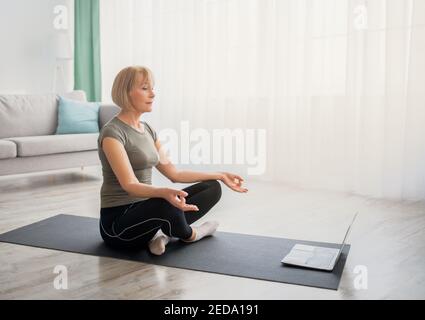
[0,166,424,300]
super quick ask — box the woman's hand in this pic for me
[219,172,248,193]
[159,188,199,212]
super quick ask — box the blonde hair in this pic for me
[111,66,155,110]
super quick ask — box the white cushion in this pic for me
[0,140,17,159]
[5,133,98,157]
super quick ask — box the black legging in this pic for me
[99,180,222,250]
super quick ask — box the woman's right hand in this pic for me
[159,188,199,212]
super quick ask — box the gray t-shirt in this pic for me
[98,116,160,208]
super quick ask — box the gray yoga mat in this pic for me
[0,214,350,290]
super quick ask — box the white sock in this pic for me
[148,230,170,255]
[183,221,219,242]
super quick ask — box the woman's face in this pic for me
[128,74,155,112]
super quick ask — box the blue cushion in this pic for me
[56,96,100,134]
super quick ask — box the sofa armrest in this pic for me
[99,104,120,128]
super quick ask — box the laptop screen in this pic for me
[340,212,358,250]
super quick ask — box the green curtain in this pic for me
[74,0,101,102]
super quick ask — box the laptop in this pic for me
[281,212,358,271]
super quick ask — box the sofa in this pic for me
[0,90,120,176]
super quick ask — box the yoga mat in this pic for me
[0,214,350,290]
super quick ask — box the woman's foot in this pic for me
[183,221,220,242]
[148,230,170,255]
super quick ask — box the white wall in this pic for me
[0,0,74,94]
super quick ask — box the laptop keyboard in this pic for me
[306,255,333,268]
[306,247,338,268]
[284,245,339,269]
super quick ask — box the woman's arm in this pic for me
[175,170,224,183]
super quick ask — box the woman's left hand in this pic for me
[219,172,248,193]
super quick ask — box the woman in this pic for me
[98,66,248,255]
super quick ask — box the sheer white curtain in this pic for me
[100,0,425,201]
